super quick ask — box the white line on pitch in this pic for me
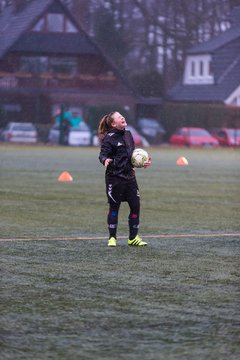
[0,233,239,242]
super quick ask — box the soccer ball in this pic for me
[131,148,149,168]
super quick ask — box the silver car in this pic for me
[48,122,92,146]
[137,118,166,144]
[0,122,38,143]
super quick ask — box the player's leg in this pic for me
[128,188,140,240]
[107,203,120,245]
[105,177,123,246]
[126,180,147,246]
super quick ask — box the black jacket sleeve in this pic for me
[99,136,113,165]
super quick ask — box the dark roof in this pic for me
[168,56,240,102]
[0,0,100,58]
[168,7,240,103]
[11,33,98,55]
[0,0,53,58]
[188,25,240,54]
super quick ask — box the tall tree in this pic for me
[130,0,231,89]
[90,1,131,72]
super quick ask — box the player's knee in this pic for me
[129,212,139,219]
[109,206,119,216]
[108,206,120,225]
[109,210,118,217]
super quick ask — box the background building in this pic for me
[167,3,240,131]
[0,0,136,135]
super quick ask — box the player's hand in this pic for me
[144,157,151,168]
[104,158,113,167]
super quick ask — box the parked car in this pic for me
[210,128,240,147]
[91,125,149,147]
[170,127,219,147]
[126,125,149,147]
[137,117,166,144]
[0,122,37,143]
[48,122,91,146]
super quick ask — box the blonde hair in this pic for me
[98,111,116,143]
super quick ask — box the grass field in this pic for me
[0,144,240,359]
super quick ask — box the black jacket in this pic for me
[99,128,135,179]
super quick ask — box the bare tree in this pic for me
[129,0,231,88]
[75,0,231,91]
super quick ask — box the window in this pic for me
[190,129,209,136]
[199,61,204,76]
[184,55,214,84]
[20,56,78,75]
[49,57,78,75]
[176,129,184,135]
[32,13,78,33]
[32,18,45,32]
[47,13,64,32]
[66,20,78,33]
[218,130,226,137]
[191,61,195,76]
[20,57,48,73]
[208,60,213,76]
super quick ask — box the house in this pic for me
[168,2,240,127]
[0,0,136,128]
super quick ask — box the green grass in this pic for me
[0,145,239,237]
[0,144,240,359]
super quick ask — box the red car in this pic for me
[170,127,219,147]
[210,128,240,147]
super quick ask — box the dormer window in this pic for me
[199,61,204,76]
[191,61,195,76]
[66,19,78,33]
[184,55,214,84]
[32,13,78,33]
[47,13,64,32]
[208,60,213,76]
[33,18,45,32]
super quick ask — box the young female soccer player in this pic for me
[98,111,151,247]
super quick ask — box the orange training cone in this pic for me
[58,171,73,182]
[176,156,188,166]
